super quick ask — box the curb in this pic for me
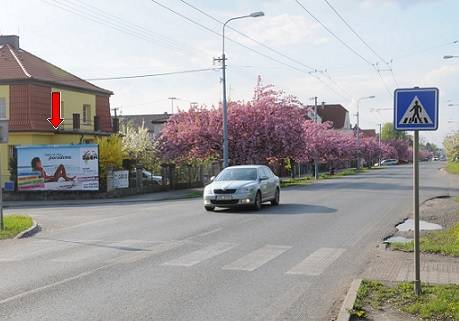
[14,220,40,239]
[336,278,362,321]
[3,193,202,209]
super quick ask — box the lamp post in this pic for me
[220,11,264,168]
[356,95,375,169]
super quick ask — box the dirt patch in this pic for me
[389,196,459,241]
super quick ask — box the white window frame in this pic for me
[83,104,91,124]
[0,97,7,120]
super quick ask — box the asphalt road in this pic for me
[0,163,456,321]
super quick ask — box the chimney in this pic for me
[0,35,19,49]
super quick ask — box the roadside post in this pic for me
[0,120,9,230]
[394,87,439,295]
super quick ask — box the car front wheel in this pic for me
[253,191,262,211]
[271,188,280,206]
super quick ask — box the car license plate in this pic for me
[216,195,232,201]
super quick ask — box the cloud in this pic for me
[235,14,328,47]
[423,64,459,84]
[358,0,442,9]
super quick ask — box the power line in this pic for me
[322,0,399,88]
[295,0,373,66]
[84,67,221,81]
[178,0,317,72]
[295,0,394,97]
[150,0,351,100]
[322,0,388,65]
[42,0,205,57]
[392,39,459,61]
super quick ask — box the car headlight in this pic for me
[204,186,214,195]
[237,187,252,194]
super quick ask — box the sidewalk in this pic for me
[362,246,459,285]
[3,187,203,209]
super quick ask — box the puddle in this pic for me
[396,219,442,232]
[384,236,412,244]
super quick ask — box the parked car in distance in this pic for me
[131,169,162,185]
[381,159,399,166]
[143,170,162,185]
[203,165,280,212]
[432,157,439,161]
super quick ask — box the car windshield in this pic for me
[215,168,258,181]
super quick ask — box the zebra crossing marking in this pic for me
[163,242,237,267]
[222,245,291,272]
[286,248,346,276]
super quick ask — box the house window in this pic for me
[0,97,6,119]
[83,104,91,124]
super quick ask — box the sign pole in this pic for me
[0,147,3,231]
[413,130,421,295]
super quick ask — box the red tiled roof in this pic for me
[361,129,377,137]
[316,104,349,129]
[0,44,112,95]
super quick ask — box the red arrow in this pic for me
[47,91,64,129]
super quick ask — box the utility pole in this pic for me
[378,123,382,167]
[356,96,375,169]
[311,97,319,180]
[0,120,8,231]
[168,97,177,114]
[111,107,120,118]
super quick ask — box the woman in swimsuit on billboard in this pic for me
[31,157,75,182]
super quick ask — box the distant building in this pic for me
[360,129,377,138]
[119,113,171,139]
[316,104,352,130]
[0,35,113,182]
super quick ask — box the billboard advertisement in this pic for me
[16,144,99,191]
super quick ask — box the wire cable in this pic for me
[295,0,374,66]
[150,0,351,100]
[84,67,221,81]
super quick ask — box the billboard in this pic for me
[16,144,99,191]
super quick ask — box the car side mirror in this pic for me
[210,176,215,182]
[259,176,268,181]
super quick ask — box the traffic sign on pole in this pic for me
[394,87,439,131]
[394,87,440,296]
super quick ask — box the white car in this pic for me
[203,165,280,211]
[380,159,399,166]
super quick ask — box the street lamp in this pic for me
[221,11,264,168]
[356,95,375,169]
[443,55,459,59]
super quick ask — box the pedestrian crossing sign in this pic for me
[394,87,439,131]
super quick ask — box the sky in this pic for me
[0,0,458,145]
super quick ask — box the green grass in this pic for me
[390,222,459,257]
[0,215,34,240]
[446,162,459,175]
[281,168,366,186]
[352,280,459,320]
[280,177,313,187]
[186,191,203,198]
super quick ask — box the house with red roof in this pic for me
[0,35,114,182]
